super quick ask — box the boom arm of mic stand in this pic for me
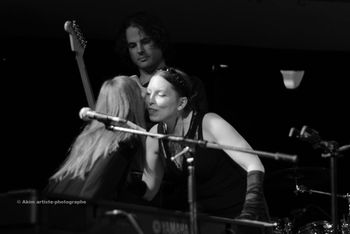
[106,125,298,163]
[204,142,298,162]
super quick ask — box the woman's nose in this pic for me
[147,93,155,105]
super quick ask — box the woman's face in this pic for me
[146,75,181,123]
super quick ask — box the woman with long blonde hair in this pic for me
[45,75,147,201]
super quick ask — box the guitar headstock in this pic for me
[64,20,87,56]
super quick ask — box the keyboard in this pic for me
[0,189,275,234]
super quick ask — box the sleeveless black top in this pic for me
[158,111,247,218]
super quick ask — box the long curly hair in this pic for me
[114,11,173,72]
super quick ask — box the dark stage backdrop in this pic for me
[1,36,349,229]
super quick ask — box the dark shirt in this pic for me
[44,139,144,204]
[157,111,247,219]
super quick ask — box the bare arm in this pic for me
[142,125,164,201]
[202,113,264,172]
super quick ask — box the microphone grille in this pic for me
[79,107,91,120]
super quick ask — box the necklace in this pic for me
[171,116,186,169]
[162,111,195,170]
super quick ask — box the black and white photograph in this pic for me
[1,1,349,233]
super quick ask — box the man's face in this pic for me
[126,26,164,72]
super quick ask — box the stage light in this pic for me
[280,70,305,89]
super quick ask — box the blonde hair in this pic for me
[51,76,146,180]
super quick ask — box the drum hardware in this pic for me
[272,217,293,234]
[268,166,349,233]
[298,219,350,234]
[340,193,350,234]
[340,213,350,234]
[297,220,333,234]
[294,186,350,233]
[266,167,331,233]
[295,185,347,199]
[283,217,293,234]
[289,125,350,233]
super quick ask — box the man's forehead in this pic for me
[126,26,150,41]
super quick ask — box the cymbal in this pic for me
[266,167,330,189]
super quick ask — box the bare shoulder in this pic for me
[202,112,227,127]
[202,112,226,140]
[202,112,240,140]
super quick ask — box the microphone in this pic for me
[300,126,322,145]
[299,126,339,152]
[79,107,146,132]
[289,127,301,139]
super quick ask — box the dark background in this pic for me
[1,0,349,231]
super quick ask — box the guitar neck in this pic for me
[75,55,95,109]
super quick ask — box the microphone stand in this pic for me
[295,185,350,231]
[171,146,198,234]
[296,126,348,234]
[105,125,298,163]
[323,142,344,234]
[104,124,297,234]
[187,151,197,234]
